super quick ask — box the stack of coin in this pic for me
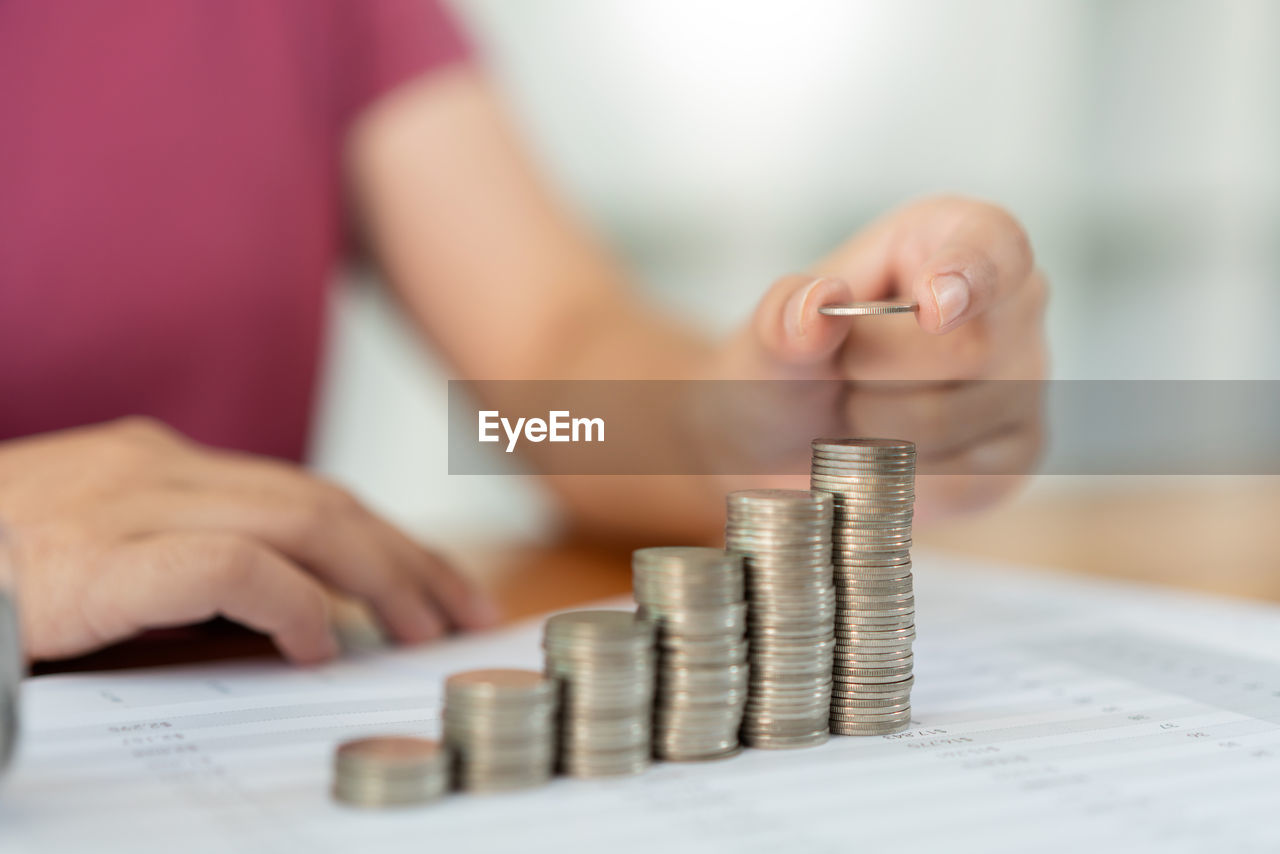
[725,489,836,749]
[810,438,916,735]
[332,736,451,807]
[443,668,558,792]
[543,610,656,777]
[632,546,748,761]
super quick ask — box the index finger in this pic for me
[813,197,1035,335]
[94,533,339,664]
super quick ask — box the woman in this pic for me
[0,0,1047,663]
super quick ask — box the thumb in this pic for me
[749,274,856,369]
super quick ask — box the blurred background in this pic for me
[311,0,1280,542]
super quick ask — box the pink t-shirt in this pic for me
[0,1,469,461]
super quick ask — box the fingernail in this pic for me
[785,277,827,341]
[931,273,970,327]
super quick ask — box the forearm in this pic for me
[350,70,729,540]
[489,293,729,542]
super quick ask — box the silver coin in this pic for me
[659,636,750,655]
[830,705,912,720]
[727,487,835,505]
[813,473,915,484]
[812,460,915,472]
[633,545,743,568]
[546,609,656,638]
[830,719,911,736]
[827,518,916,530]
[812,463,916,474]
[810,469,916,482]
[839,569,914,581]
[732,486,839,507]
[830,689,913,701]
[811,481,915,493]
[811,437,915,452]
[829,675,914,691]
[744,730,830,749]
[727,536,832,550]
[830,537,914,549]
[833,574,913,584]
[833,639,915,654]
[813,477,915,488]
[834,637,916,650]
[830,693,912,709]
[817,486,914,496]
[334,736,448,776]
[833,625,915,638]
[833,622,917,635]
[332,737,456,806]
[836,605,915,619]
[837,578,914,592]
[831,657,914,671]
[834,612,916,624]
[834,622,917,636]
[830,660,914,675]
[829,539,914,550]
[444,669,555,704]
[835,594,914,608]
[830,521,915,532]
[829,665,921,681]
[834,602,916,616]
[832,571,914,583]
[836,600,916,614]
[830,527,914,538]
[832,554,912,565]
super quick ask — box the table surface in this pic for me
[32,479,1280,674]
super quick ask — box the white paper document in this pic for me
[4,552,1280,854]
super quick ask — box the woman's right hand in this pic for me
[0,417,498,663]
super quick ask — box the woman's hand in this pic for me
[0,418,498,663]
[718,196,1048,521]
[349,74,1045,535]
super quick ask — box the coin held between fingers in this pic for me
[817,302,919,317]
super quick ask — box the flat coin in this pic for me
[744,731,830,749]
[830,720,911,736]
[812,437,916,451]
[335,737,446,772]
[444,669,555,706]
[544,609,656,643]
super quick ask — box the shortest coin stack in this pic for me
[332,736,451,808]
[544,610,657,777]
[443,669,558,792]
[633,547,749,761]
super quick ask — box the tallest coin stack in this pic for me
[809,438,917,735]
